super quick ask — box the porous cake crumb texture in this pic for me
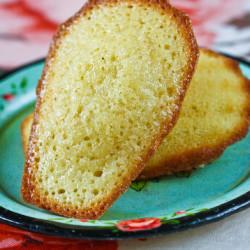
[22,0,198,218]
[140,49,250,179]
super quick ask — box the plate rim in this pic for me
[0,52,249,240]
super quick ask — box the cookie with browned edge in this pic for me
[139,49,250,179]
[21,0,198,218]
[22,49,250,181]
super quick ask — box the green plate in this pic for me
[0,55,250,239]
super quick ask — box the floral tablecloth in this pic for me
[1,0,250,70]
[0,0,250,249]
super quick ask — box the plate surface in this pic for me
[0,55,250,239]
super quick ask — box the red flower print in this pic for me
[0,232,25,249]
[175,210,186,215]
[3,93,14,101]
[0,0,83,69]
[116,218,161,232]
[79,219,89,222]
[0,224,118,249]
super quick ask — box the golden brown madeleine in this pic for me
[21,0,198,218]
[139,49,250,179]
[22,49,250,181]
[20,113,33,157]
